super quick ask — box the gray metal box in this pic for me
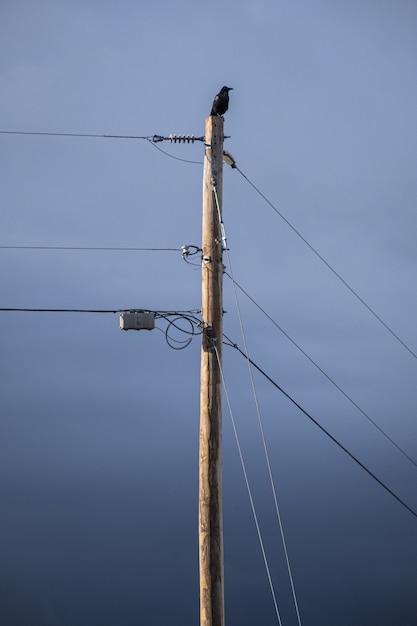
[119,311,155,331]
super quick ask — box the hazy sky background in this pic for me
[1,1,417,625]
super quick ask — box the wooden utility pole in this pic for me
[199,115,225,626]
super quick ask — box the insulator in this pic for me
[168,134,196,143]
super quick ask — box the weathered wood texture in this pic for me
[199,115,225,626]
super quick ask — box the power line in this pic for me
[230,164,417,362]
[3,299,416,519]
[213,343,283,626]
[224,336,417,521]
[224,271,417,471]
[0,307,123,313]
[4,130,412,365]
[0,130,206,144]
[0,307,203,349]
[213,181,302,625]
[0,245,181,252]
[0,130,152,140]
[0,307,201,317]
[147,140,203,165]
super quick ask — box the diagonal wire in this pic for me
[224,271,417,471]
[212,343,283,626]
[212,182,302,625]
[224,337,417,521]
[233,165,417,362]
[224,258,302,626]
[147,139,203,165]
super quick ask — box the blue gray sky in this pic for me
[1,1,417,625]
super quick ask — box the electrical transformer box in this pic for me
[119,311,155,331]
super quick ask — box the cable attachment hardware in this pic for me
[151,134,205,144]
[181,244,201,258]
[203,326,218,350]
[223,150,237,169]
[210,176,227,251]
[202,323,217,350]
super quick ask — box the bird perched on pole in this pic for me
[210,86,233,117]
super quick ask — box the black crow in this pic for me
[210,86,233,116]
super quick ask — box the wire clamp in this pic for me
[181,244,201,258]
[203,325,217,349]
[223,150,237,169]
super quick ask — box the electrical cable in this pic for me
[212,342,283,626]
[230,164,417,362]
[156,311,203,350]
[226,266,302,625]
[0,245,181,252]
[5,300,416,519]
[0,306,202,349]
[212,181,302,625]
[224,271,417,471]
[224,336,417,521]
[147,139,203,165]
[0,307,122,313]
[0,129,204,165]
[4,127,414,361]
[0,307,201,318]
[0,130,152,140]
